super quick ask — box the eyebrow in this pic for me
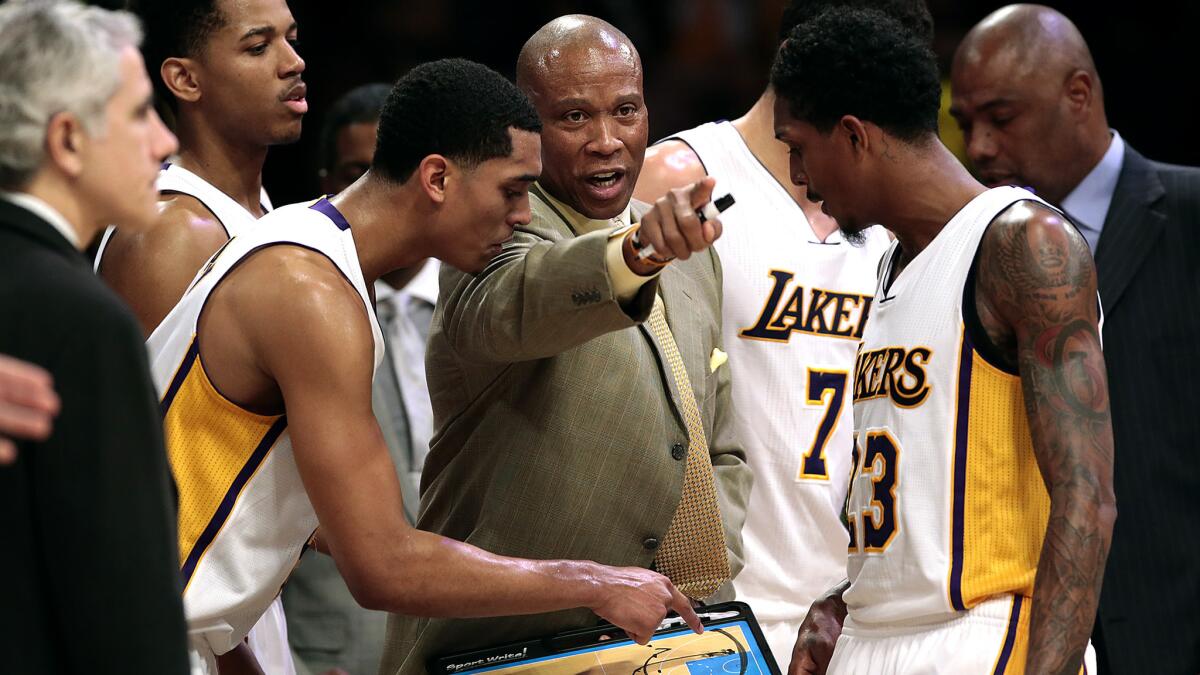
[950,98,1015,116]
[239,22,297,41]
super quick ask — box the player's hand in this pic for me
[788,586,847,675]
[587,564,703,644]
[0,354,60,464]
[633,176,723,263]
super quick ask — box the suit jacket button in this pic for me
[671,442,687,460]
[643,537,660,550]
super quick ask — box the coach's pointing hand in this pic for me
[587,564,703,644]
[625,177,723,274]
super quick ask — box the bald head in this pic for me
[955,4,1097,89]
[950,4,1112,205]
[516,15,641,95]
[515,14,649,220]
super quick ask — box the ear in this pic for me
[1063,69,1095,114]
[43,111,87,178]
[417,155,450,204]
[838,115,870,157]
[161,57,202,104]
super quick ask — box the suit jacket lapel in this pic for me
[1094,146,1166,314]
[637,264,698,431]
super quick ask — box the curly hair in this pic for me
[777,0,934,45]
[373,58,541,183]
[770,7,940,141]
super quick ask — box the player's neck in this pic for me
[173,116,268,218]
[884,143,988,263]
[331,174,427,284]
[733,89,839,241]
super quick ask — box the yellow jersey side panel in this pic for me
[161,337,285,589]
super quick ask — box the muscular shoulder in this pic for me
[634,140,707,203]
[100,195,228,276]
[219,244,372,344]
[977,200,1097,322]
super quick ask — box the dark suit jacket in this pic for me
[1090,146,1200,674]
[0,199,190,674]
[378,188,751,675]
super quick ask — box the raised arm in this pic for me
[441,178,721,363]
[98,195,230,337]
[240,249,699,644]
[976,203,1116,674]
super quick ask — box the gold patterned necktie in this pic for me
[646,295,731,599]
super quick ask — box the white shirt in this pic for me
[1061,130,1125,252]
[0,190,81,249]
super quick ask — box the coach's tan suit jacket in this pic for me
[378,186,751,674]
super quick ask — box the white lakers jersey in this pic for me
[93,162,273,270]
[666,121,891,623]
[147,198,384,655]
[846,186,1049,625]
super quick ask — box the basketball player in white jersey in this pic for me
[148,59,707,674]
[634,1,929,662]
[91,1,305,671]
[773,9,1114,675]
[97,0,305,337]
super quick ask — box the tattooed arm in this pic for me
[975,202,1116,675]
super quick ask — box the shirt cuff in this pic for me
[606,225,661,303]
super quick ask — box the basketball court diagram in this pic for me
[455,623,775,675]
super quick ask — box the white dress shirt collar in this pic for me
[0,190,82,249]
[1060,130,1125,251]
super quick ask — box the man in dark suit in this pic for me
[951,6,1200,673]
[381,16,751,675]
[0,2,187,673]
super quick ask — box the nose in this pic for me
[586,116,621,157]
[788,154,808,188]
[280,40,305,78]
[151,108,178,160]
[510,195,533,227]
[965,127,997,165]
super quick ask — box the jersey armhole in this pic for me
[962,220,1020,376]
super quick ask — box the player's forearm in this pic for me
[353,530,602,618]
[1026,477,1115,675]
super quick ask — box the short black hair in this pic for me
[771,8,940,141]
[374,58,542,183]
[319,83,391,172]
[127,0,225,111]
[778,0,934,45]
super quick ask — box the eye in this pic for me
[616,103,638,117]
[247,42,268,56]
[563,110,586,124]
[287,36,301,50]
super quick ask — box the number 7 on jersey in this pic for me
[797,368,848,480]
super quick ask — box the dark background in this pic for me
[126,0,1200,204]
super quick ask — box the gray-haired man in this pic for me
[0,1,187,672]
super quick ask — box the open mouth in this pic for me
[587,170,624,188]
[582,169,627,202]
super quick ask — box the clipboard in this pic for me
[430,601,781,674]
